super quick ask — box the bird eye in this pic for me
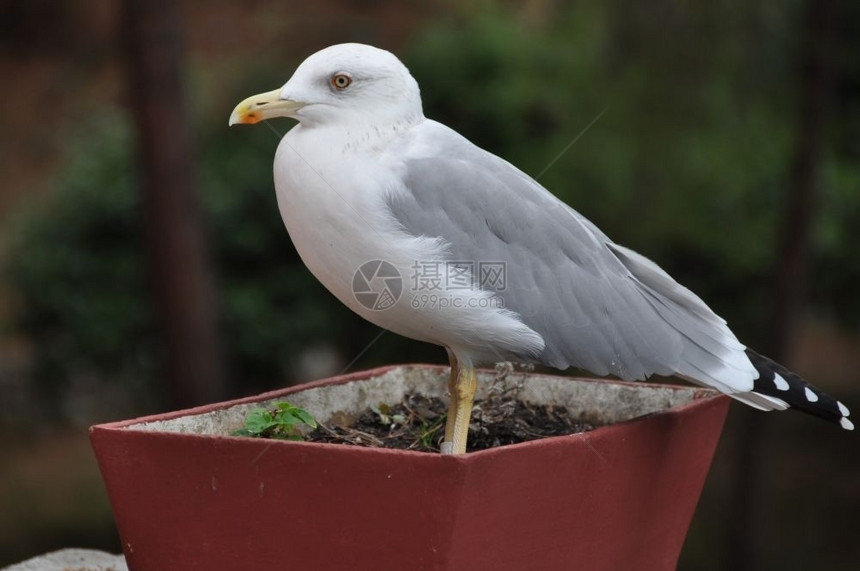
[331,73,352,90]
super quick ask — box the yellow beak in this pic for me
[228,88,305,126]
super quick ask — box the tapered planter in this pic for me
[90,365,729,571]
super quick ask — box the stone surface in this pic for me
[1,548,127,571]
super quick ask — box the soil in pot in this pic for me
[241,366,605,453]
[306,389,600,452]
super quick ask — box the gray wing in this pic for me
[384,120,755,393]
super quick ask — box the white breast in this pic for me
[272,124,544,365]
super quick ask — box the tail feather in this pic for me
[745,349,853,431]
[730,390,789,412]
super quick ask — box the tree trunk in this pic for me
[727,0,834,568]
[122,0,228,408]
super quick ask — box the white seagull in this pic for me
[230,43,853,454]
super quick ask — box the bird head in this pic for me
[229,43,424,129]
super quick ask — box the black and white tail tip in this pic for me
[745,349,853,431]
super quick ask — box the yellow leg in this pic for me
[441,355,477,455]
[443,352,459,446]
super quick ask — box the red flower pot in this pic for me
[90,365,729,571]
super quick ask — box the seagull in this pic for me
[230,43,853,453]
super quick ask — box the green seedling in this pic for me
[370,402,406,426]
[233,401,317,440]
[417,415,446,450]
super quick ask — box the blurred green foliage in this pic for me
[4,116,157,409]
[4,3,859,416]
[5,110,364,409]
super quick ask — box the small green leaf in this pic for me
[274,409,299,427]
[292,408,317,428]
[234,401,317,440]
[243,409,277,434]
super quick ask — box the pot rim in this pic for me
[89,363,727,461]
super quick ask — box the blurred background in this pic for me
[0,0,858,568]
